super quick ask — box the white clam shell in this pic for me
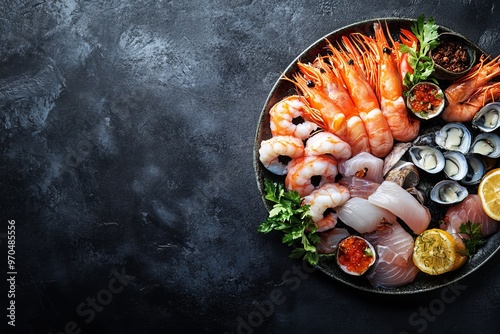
[461,155,485,185]
[409,145,445,174]
[430,180,468,205]
[443,151,468,181]
[472,102,500,132]
[434,122,472,154]
[469,133,500,158]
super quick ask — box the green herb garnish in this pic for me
[399,14,440,90]
[459,221,486,256]
[258,178,321,265]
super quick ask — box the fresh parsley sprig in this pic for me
[399,14,440,90]
[258,178,321,265]
[459,221,486,256]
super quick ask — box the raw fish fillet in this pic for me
[338,152,384,183]
[337,197,396,233]
[316,228,350,254]
[338,176,380,199]
[440,194,499,243]
[368,181,431,234]
[364,222,418,288]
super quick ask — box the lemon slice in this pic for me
[478,168,500,221]
[413,229,467,275]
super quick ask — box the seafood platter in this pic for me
[253,17,500,294]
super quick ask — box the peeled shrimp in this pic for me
[298,59,370,155]
[258,135,305,175]
[442,54,500,122]
[302,183,350,232]
[368,23,420,141]
[305,131,352,160]
[269,95,319,140]
[328,39,393,158]
[285,155,338,197]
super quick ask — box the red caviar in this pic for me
[337,236,375,275]
[408,83,444,116]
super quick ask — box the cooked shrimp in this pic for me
[258,135,305,175]
[328,39,393,158]
[305,131,352,160]
[285,155,338,197]
[367,22,420,142]
[442,81,500,122]
[301,58,371,155]
[397,28,418,83]
[442,54,500,121]
[269,95,319,140]
[289,73,349,141]
[302,183,350,232]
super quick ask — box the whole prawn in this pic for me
[328,38,394,158]
[443,81,500,122]
[298,59,370,155]
[289,73,349,142]
[442,54,500,122]
[360,23,420,142]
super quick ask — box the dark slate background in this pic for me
[1,1,499,333]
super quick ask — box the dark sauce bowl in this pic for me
[430,32,477,81]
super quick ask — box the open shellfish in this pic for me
[434,122,472,154]
[469,133,500,158]
[409,146,445,174]
[443,151,468,181]
[430,180,468,205]
[472,102,500,133]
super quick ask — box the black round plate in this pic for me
[253,18,500,294]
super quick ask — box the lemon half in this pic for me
[478,168,500,221]
[413,229,467,275]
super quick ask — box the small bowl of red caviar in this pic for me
[407,82,446,120]
[336,235,376,276]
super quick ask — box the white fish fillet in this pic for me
[368,181,431,234]
[338,176,380,199]
[337,197,396,233]
[316,228,350,254]
[364,222,418,288]
[338,152,384,183]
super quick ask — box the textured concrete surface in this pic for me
[1,0,499,333]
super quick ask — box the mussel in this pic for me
[472,102,500,133]
[409,145,445,174]
[434,122,472,154]
[469,133,500,158]
[443,151,468,181]
[462,155,486,185]
[430,180,468,205]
